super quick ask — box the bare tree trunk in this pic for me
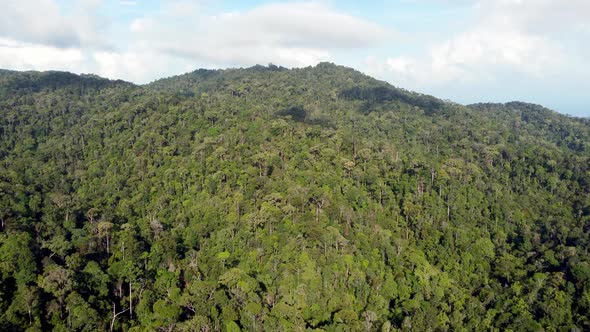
[111,303,129,332]
[129,281,133,320]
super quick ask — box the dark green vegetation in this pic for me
[0,63,589,331]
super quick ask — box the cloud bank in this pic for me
[0,0,389,83]
[371,0,588,83]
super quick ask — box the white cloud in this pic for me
[0,0,109,49]
[0,37,170,83]
[0,0,390,83]
[132,1,390,68]
[129,18,153,33]
[92,50,175,83]
[385,56,417,75]
[475,0,590,34]
[429,28,564,82]
[0,0,78,47]
[368,0,585,86]
[0,37,87,72]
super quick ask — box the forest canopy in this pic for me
[0,63,589,331]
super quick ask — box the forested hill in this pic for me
[0,69,131,95]
[0,63,589,331]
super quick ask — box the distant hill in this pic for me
[0,69,132,95]
[0,63,588,331]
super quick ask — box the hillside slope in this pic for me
[0,63,589,331]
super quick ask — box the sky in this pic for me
[1,0,589,116]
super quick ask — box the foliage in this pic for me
[0,63,589,331]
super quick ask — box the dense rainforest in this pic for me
[0,63,589,331]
